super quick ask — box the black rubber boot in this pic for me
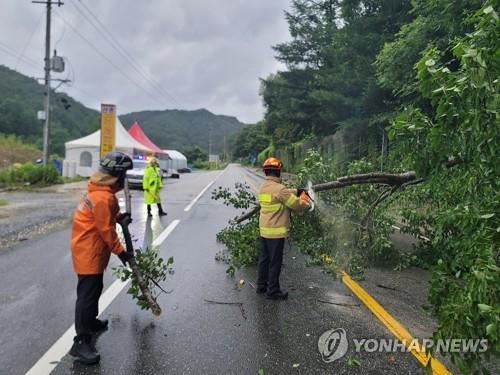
[256,286,267,294]
[147,205,152,217]
[266,290,289,300]
[90,318,108,334]
[158,204,167,216]
[69,336,100,365]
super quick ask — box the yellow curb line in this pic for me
[341,271,452,375]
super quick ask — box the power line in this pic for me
[0,42,40,70]
[0,41,40,66]
[75,0,181,108]
[66,84,102,103]
[15,11,45,70]
[53,10,165,107]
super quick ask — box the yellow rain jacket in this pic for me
[258,176,310,238]
[143,164,163,204]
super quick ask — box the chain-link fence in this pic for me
[275,126,387,174]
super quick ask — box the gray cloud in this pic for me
[0,0,291,123]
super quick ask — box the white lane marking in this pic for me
[27,220,181,375]
[152,219,180,247]
[25,279,128,375]
[184,181,214,212]
[183,169,226,212]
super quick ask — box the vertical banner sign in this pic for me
[100,104,116,157]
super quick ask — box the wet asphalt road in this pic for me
[0,165,424,375]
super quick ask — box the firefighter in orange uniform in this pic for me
[69,151,134,364]
[257,157,311,300]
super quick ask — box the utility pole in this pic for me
[223,134,226,161]
[33,0,64,164]
[208,124,212,158]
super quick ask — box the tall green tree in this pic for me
[261,0,412,147]
[183,146,208,163]
[231,122,269,160]
[388,3,499,371]
[376,0,485,100]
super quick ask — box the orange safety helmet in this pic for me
[262,157,282,170]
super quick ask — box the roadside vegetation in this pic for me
[0,134,41,169]
[0,134,62,187]
[221,1,499,372]
[0,162,61,187]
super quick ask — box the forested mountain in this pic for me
[0,65,99,156]
[120,109,245,154]
[0,65,245,156]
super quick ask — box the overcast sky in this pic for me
[0,0,291,123]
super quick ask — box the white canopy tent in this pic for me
[64,117,153,177]
[163,150,188,170]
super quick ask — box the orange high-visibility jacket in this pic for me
[71,177,124,275]
[258,176,310,239]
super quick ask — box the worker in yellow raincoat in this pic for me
[143,157,167,217]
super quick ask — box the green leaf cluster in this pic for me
[0,162,61,186]
[387,3,500,371]
[212,183,260,272]
[113,249,174,312]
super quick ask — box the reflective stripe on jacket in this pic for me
[143,165,163,204]
[71,174,124,275]
[258,176,310,239]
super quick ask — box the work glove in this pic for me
[116,212,132,227]
[118,250,134,266]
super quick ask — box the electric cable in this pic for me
[15,10,45,70]
[71,0,179,107]
[53,10,165,107]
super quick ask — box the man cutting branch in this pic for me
[256,157,311,300]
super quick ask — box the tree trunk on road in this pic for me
[235,171,418,223]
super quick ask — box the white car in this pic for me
[126,160,170,189]
[126,159,149,189]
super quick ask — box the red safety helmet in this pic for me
[263,157,282,171]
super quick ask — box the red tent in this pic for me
[128,121,165,154]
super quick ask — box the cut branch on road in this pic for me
[128,258,162,316]
[204,299,247,320]
[235,171,418,223]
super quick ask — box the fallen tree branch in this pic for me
[235,171,418,223]
[377,284,398,291]
[312,171,416,192]
[118,221,162,316]
[203,298,243,306]
[234,206,259,224]
[147,276,174,295]
[204,299,247,320]
[362,185,400,227]
[127,258,162,316]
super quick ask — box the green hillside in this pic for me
[0,65,245,157]
[120,109,245,154]
[0,65,100,156]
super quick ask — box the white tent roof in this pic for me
[163,150,187,161]
[65,117,152,152]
